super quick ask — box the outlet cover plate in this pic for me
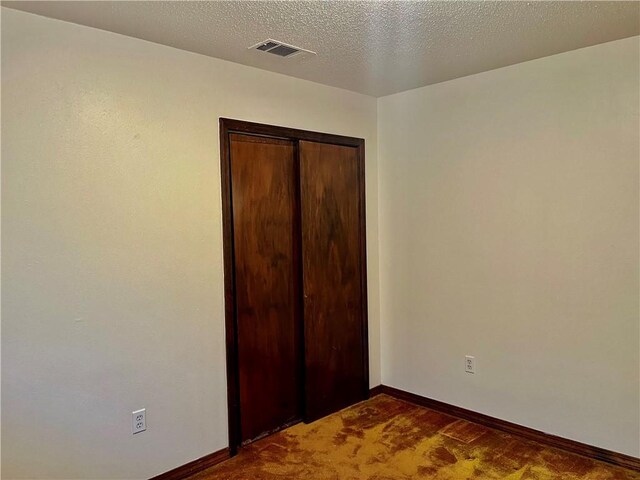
[132,408,146,434]
[465,356,476,374]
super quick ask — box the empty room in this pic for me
[1,1,639,479]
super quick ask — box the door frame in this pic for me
[219,118,368,455]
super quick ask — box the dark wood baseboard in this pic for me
[150,448,230,480]
[371,385,640,472]
[368,384,384,398]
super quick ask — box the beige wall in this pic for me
[0,8,380,479]
[378,36,640,457]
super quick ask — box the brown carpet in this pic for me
[190,394,640,480]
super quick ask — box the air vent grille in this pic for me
[257,41,279,52]
[268,45,299,57]
[249,39,316,58]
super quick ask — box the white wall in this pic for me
[1,8,380,479]
[378,36,639,457]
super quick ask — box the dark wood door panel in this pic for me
[230,133,302,442]
[299,140,367,420]
[221,119,368,454]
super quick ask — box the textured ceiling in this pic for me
[3,1,639,97]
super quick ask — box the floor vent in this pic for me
[249,39,316,58]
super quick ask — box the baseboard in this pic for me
[368,384,384,397]
[150,447,230,480]
[371,385,640,472]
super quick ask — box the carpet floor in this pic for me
[190,394,640,480]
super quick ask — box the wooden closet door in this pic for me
[229,133,302,442]
[299,140,368,421]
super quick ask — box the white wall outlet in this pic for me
[465,355,476,374]
[132,408,146,434]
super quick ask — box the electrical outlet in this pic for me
[132,408,146,434]
[465,355,476,374]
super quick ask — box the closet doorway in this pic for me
[220,119,369,454]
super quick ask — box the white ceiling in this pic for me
[3,1,639,97]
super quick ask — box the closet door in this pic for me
[299,140,367,420]
[229,133,302,442]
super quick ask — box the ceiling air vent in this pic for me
[249,39,316,58]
